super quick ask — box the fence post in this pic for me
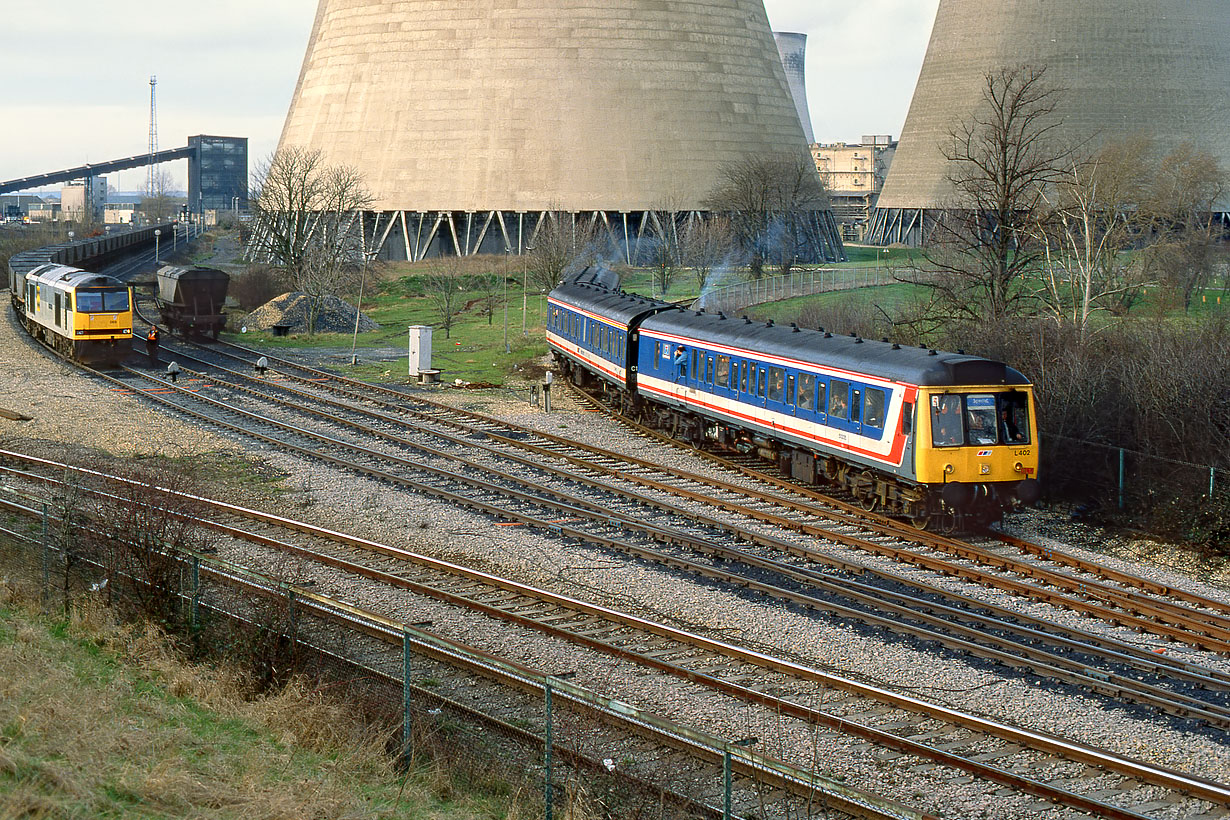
[1118,449,1126,509]
[544,681,554,820]
[402,628,413,769]
[40,503,49,609]
[190,556,200,629]
[723,747,732,820]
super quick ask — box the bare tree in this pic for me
[527,211,602,293]
[921,65,1068,323]
[248,147,374,333]
[140,170,180,224]
[1036,137,1226,336]
[681,215,734,294]
[423,254,470,339]
[1143,143,1226,311]
[703,153,830,278]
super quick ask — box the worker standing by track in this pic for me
[146,325,160,363]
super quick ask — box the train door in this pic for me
[765,366,789,421]
[826,379,862,437]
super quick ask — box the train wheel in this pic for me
[908,503,931,529]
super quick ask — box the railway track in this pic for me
[3,452,1229,819]
[148,339,1230,707]
[17,332,1218,815]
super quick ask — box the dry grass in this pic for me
[0,583,520,820]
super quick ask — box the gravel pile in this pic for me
[241,292,379,334]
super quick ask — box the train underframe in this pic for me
[561,358,1014,531]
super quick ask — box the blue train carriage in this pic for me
[10,263,133,365]
[546,278,674,411]
[635,308,1040,526]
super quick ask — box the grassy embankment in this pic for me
[0,586,529,820]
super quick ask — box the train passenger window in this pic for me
[828,380,849,420]
[817,381,827,416]
[864,389,886,429]
[1000,392,1030,444]
[851,389,862,423]
[705,357,714,383]
[798,374,815,411]
[692,350,701,380]
[757,368,766,398]
[740,364,748,393]
[716,356,730,388]
[767,368,785,402]
[786,375,796,407]
[965,394,998,445]
[654,341,661,365]
[902,401,914,435]
[931,395,964,447]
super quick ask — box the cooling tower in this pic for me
[869,0,1230,245]
[773,32,814,144]
[276,0,843,261]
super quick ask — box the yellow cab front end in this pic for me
[71,286,133,341]
[914,385,1041,514]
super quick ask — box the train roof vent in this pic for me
[791,323,800,332]
[824,331,832,338]
[855,337,864,343]
[892,343,901,350]
[765,319,774,327]
[929,349,938,356]
[718,312,727,319]
[744,316,752,324]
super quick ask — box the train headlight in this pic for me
[943,463,954,475]
[1014,461,1024,473]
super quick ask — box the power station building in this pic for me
[869,0,1230,245]
[275,0,842,262]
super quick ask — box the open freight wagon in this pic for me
[155,265,228,338]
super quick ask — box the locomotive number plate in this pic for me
[1014,449,1032,457]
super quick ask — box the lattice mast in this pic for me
[146,75,157,199]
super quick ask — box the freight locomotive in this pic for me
[9,262,133,366]
[547,269,1040,529]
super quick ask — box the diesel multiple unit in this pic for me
[547,271,1039,528]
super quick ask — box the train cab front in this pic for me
[915,388,1041,525]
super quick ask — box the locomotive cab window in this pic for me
[966,394,998,445]
[1000,392,1031,444]
[798,374,815,411]
[931,394,964,447]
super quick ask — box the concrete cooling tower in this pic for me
[277,0,843,261]
[773,32,814,144]
[869,0,1230,245]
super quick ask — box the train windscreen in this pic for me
[77,288,131,313]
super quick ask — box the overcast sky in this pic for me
[1,0,940,193]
